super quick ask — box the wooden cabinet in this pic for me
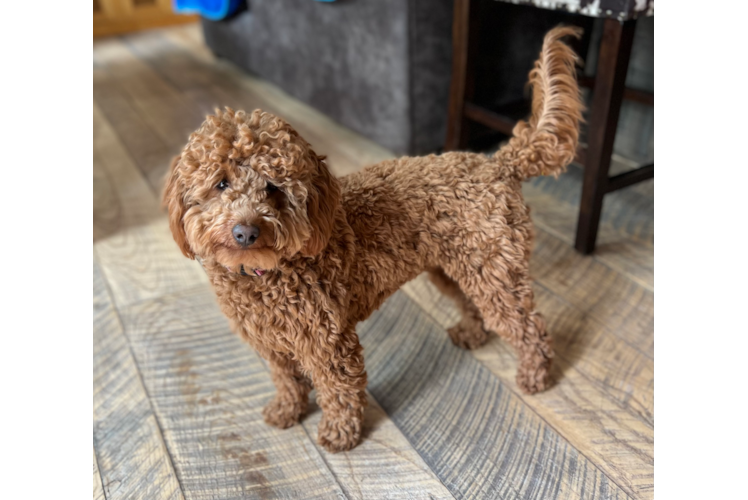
[94,0,198,37]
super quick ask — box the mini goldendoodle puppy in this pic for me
[164,27,583,452]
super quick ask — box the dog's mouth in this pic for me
[214,242,279,277]
[244,265,266,277]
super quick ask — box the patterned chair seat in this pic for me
[495,0,653,20]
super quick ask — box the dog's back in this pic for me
[338,26,584,331]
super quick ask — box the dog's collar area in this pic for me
[240,265,266,277]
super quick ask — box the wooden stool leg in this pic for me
[445,0,472,151]
[574,19,636,254]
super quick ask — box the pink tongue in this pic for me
[254,269,266,276]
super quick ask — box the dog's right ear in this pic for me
[300,154,340,257]
[162,155,195,259]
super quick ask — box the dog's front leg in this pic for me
[262,352,313,429]
[303,326,368,453]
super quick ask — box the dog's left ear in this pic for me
[162,155,195,259]
[301,155,340,257]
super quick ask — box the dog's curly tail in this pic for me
[496,26,584,181]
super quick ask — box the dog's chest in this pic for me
[210,270,348,354]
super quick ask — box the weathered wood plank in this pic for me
[404,273,653,423]
[166,24,214,58]
[123,29,226,93]
[93,65,173,196]
[359,291,633,500]
[93,37,205,148]
[402,274,654,499]
[524,167,653,291]
[93,143,123,244]
[118,286,453,499]
[93,449,106,500]
[303,395,455,499]
[93,102,207,307]
[531,229,654,353]
[93,100,163,228]
[94,261,185,500]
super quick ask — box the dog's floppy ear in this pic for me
[301,155,340,257]
[162,155,195,259]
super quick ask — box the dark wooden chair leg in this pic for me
[574,19,636,254]
[445,0,472,151]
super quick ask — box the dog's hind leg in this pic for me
[444,257,554,394]
[428,268,491,350]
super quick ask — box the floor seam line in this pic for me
[92,445,110,500]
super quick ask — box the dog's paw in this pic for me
[448,324,490,350]
[516,361,552,395]
[262,397,306,429]
[317,412,362,453]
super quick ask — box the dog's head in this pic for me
[163,108,340,275]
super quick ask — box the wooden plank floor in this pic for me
[93,23,654,500]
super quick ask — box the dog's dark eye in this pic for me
[216,179,229,191]
[266,182,279,193]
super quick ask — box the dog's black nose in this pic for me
[232,224,260,247]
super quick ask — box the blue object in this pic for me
[173,0,243,21]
